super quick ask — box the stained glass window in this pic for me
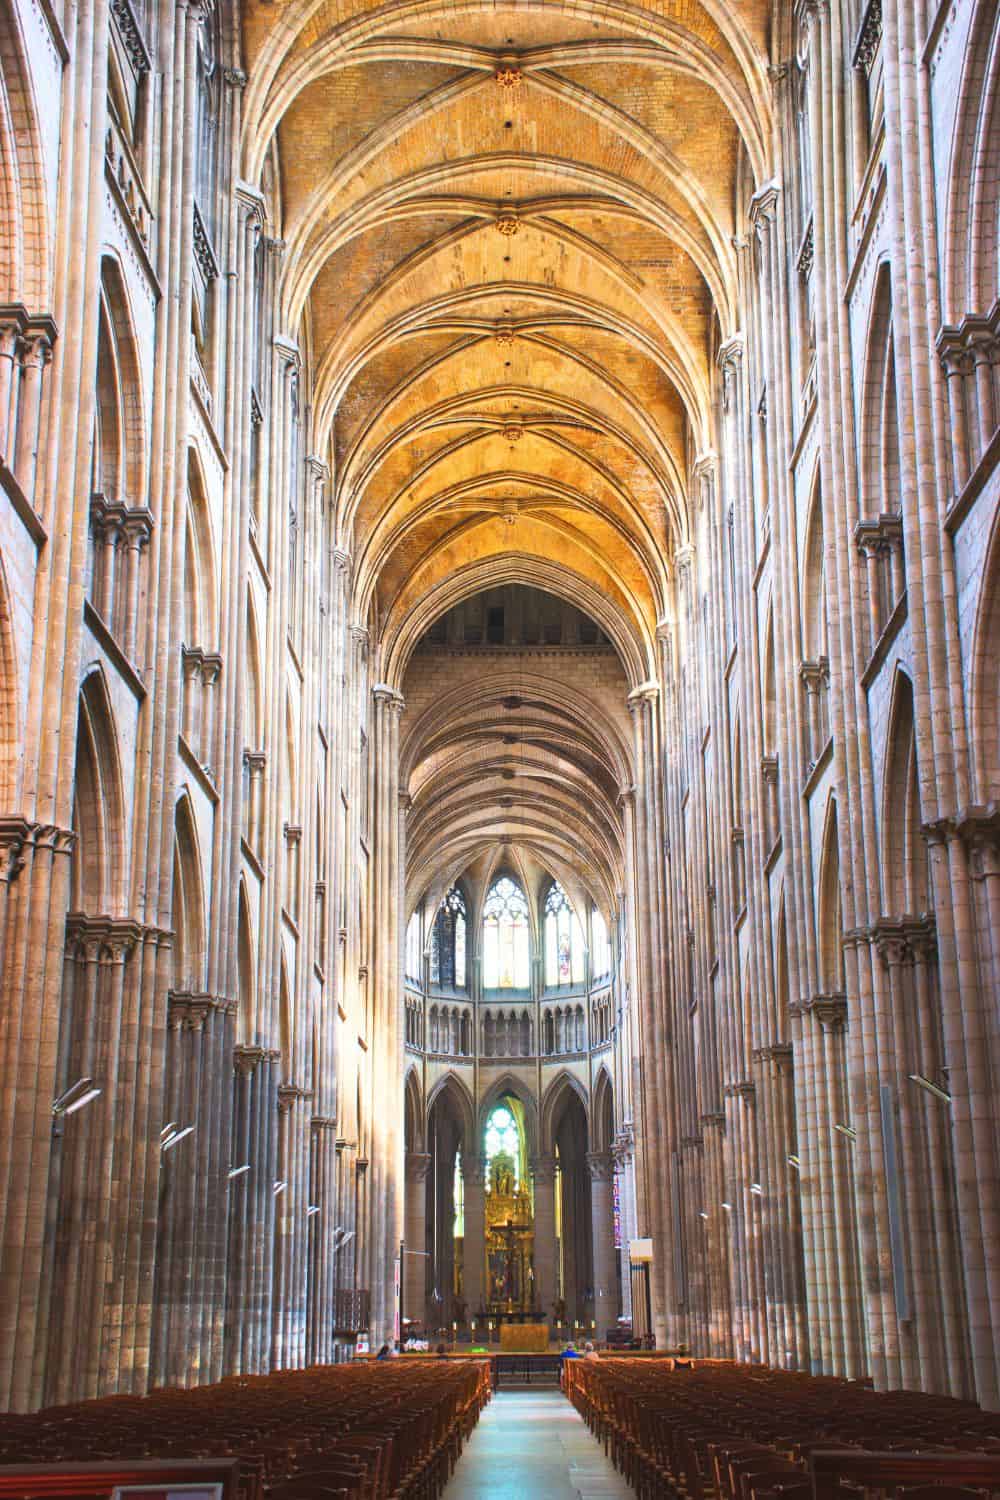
[484,1104,519,1192]
[482,876,530,988]
[430,886,467,988]
[544,881,585,986]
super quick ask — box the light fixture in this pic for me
[306,1204,320,1216]
[749,1183,763,1196]
[162,1125,195,1152]
[787,1154,800,1170]
[833,1123,857,1141]
[721,1201,733,1211]
[161,1121,177,1140]
[53,1077,102,1116]
[908,1073,951,1104]
[273,1180,287,1196]
[698,1211,709,1220]
[227,1164,251,1179]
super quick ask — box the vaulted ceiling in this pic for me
[240,0,774,912]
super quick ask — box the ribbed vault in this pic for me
[240,0,772,930]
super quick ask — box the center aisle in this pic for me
[442,1387,635,1499]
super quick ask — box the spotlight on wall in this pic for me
[162,1125,195,1152]
[908,1073,952,1104]
[749,1183,763,1196]
[698,1210,709,1220]
[227,1164,251,1179]
[273,1180,287,1196]
[786,1154,800,1170]
[832,1123,857,1141]
[53,1078,102,1116]
[721,1201,733,1211]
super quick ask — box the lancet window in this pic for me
[482,877,529,989]
[544,881,585,987]
[484,1104,520,1192]
[430,885,467,988]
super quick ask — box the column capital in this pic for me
[626,681,659,713]
[372,683,405,715]
[748,179,781,231]
[332,547,352,574]
[530,1153,557,1186]
[717,333,745,373]
[233,1044,267,1077]
[406,1150,433,1181]
[586,1151,613,1181]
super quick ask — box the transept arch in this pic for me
[540,1068,589,1156]
[943,0,1000,318]
[881,671,928,916]
[971,505,1000,801]
[0,552,17,807]
[0,0,49,307]
[817,796,844,995]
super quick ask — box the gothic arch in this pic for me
[971,505,1000,802]
[944,0,1000,317]
[881,671,928,916]
[540,1069,589,1155]
[802,471,827,661]
[183,448,218,648]
[71,670,127,916]
[403,1067,423,1152]
[592,1067,614,1155]
[859,263,901,519]
[0,0,49,307]
[236,879,255,1039]
[172,791,206,992]
[478,1073,538,1158]
[817,795,845,994]
[94,256,146,505]
[426,1071,475,1152]
[245,593,263,749]
[0,551,17,806]
[761,601,777,754]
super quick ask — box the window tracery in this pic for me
[482,876,529,989]
[544,881,585,987]
[430,885,466,988]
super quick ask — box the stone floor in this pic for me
[442,1388,636,1498]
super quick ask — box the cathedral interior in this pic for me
[1,0,1000,1428]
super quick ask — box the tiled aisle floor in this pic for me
[442,1388,636,1499]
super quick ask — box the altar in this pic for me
[484,1149,535,1316]
[499,1321,549,1353]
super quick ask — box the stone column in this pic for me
[462,1154,487,1317]
[531,1154,557,1322]
[588,1151,616,1341]
[404,1151,431,1329]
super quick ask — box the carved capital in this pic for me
[406,1150,433,1181]
[586,1151,614,1182]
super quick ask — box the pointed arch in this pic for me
[971,505,1000,803]
[183,447,218,648]
[172,791,206,991]
[404,1066,423,1152]
[817,795,845,993]
[0,1,49,307]
[71,670,127,916]
[802,470,827,661]
[245,592,263,750]
[882,671,928,916]
[0,552,18,806]
[426,1070,475,1151]
[592,1066,615,1154]
[93,256,146,505]
[540,1068,589,1155]
[477,1072,538,1158]
[236,879,255,1040]
[944,0,1000,317]
[859,263,901,520]
[761,601,777,754]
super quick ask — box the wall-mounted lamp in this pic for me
[832,1123,857,1142]
[306,1204,321,1217]
[162,1125,195,1152]
[53,1078,102,1116]
[698,1210,709,1220]
[273,1180,287,1196]
[749,1183,763,1196]
[786,1154,800,1170]
[721,1201,733,1211]
[227,1164,251,1180]
[908,1073,951,1104]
